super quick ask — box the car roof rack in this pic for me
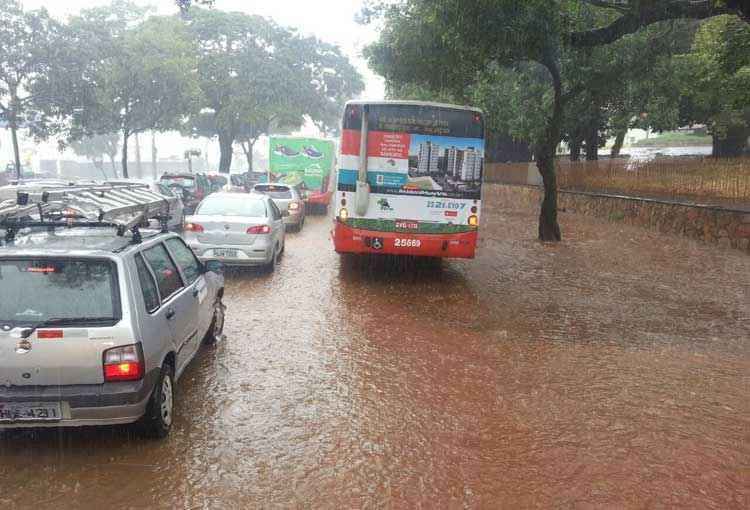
[0,182,173,245]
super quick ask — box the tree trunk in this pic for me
[569,137,582,162]
[537,52,564,242]
[241,139,255,171]
[585,124,599,161]
[134,133,143,179]
[94,158,107,179]
[712,128,748,157]
[151,131,158,180]
[108,155,118,178]
[218,131,234,174]
[121,131,129,179]
[610,129,627,158]
[10,123,21,180]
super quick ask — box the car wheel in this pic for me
[203,298,226,345]
[265,246,277,273]
[140,364,175,439]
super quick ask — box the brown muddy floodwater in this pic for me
[1,185,749,509]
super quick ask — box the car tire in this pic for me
[140,364,175,439]
[265,246,277,273]
[203,297,226,345]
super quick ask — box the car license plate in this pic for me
[213,248,238,258]
[0,402,62,423]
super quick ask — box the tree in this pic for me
[176,0,214,16]
[186,9,363,173]
[365,0,744,241]
[676,15,750,156]
[0,0,61,179]
[70,133,120,178]
[61,4,201,178]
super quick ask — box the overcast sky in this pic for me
[22,0,385,99]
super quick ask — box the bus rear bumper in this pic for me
[332,221,478,259]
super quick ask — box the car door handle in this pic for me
[166,309,176,320]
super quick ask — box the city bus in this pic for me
[332,100,485,258]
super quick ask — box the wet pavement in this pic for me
[1,185,748,508]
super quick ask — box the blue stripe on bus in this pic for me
[338,169,408,187]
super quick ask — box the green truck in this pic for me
[269,137,335,212]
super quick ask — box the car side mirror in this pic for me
[204,260,224,274]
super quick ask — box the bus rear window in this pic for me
[0,259,119,326]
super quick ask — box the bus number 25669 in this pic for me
[394,238,422,248]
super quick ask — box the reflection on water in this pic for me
[1,210,748,508]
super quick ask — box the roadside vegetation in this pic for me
[362,0,750,240]
[0,0,363,179]
[557,157,750,205]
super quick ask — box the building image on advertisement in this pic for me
[417,141,440,175]
[445,146,483,182]
[460,147,483,181]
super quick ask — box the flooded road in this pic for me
[2,186,749,508]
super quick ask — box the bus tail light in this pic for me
[468,215,479,227]
[339,208,349,221]
[103,345,144,382]
[247,225,271,235]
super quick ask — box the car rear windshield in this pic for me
[0,258,119,326]
[196,197,267,217]
[253,185,293,199]
[160,176,195,189]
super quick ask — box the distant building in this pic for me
[417,141,440,175]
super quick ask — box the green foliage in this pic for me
[0,0,63,173]
[677,15,750,145]
[56,2,201,176]
[185,8,363,172]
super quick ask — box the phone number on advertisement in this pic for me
[427,201,466,210]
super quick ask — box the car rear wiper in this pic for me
[20,317,117,339]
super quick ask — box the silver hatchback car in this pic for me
[0,229,225,438]
[251,183,306,231]
[184,192,286,271]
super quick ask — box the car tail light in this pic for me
[184,222,204,232]
[103,344,143,382]
[37,330,63,339]
[289,202,300,211]
[247,225,271,234]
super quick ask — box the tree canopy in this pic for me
[185,8,363,173]
[0,0,62,178]
[365,0,748,241]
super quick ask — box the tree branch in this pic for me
[569,0,734,47]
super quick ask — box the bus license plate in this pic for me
[394,238,422,248]
[0,402,62,423]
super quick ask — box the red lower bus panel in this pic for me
[332,221,478,259]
